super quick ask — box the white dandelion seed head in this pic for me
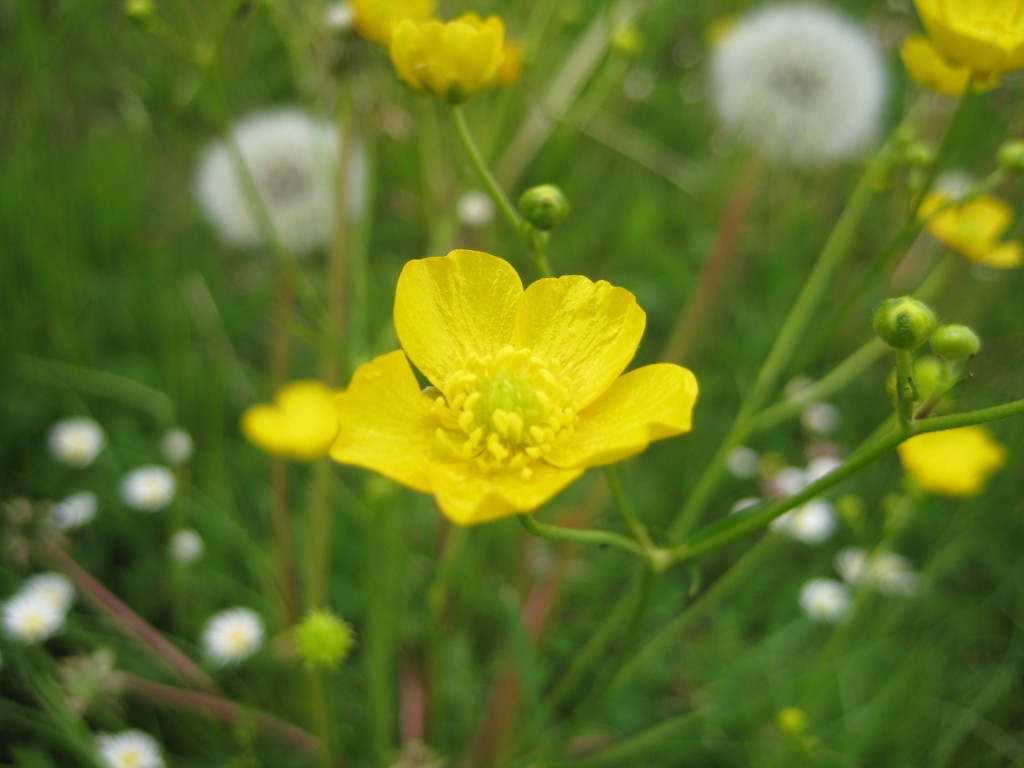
[456,190,495,227]
[868,552,921,597]
[49,490,99,531]
[120,466,176,512]
[96,729,165,768]
[799,578,851,623]
[196,108,366,256]
[785,499,837,545]
[801,402,840,436]
[710,4,888,166]
[160,428,194,465]
[834,547,869,585]
[48,418,106,468]
[726,445,760,479]
[21,572,76,613]
[169,528,204,564]
[2,590,67,643]
[201,607,265,667]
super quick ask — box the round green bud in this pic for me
[873,296,938,350]
[295,609,354,670]
[997,140,1024,173]
[930,323,980,360]
[518,184,569,231]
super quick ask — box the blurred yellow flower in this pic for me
[496,40,524,87]
[330,250,699,525]
[920,192,1023,268]
[914,0,1024,74]
[900,34,999,95]
[898,426,1007,496]
[351,0,436,44]
[242,380,341,460]
[389,14,505,103]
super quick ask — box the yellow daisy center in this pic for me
[429,346,577,478]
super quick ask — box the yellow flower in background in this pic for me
[330,250,699,525]
[898,426,1007,497]
[389,14,505,103]
[351,0,436,44]
[914,0,1024,74]
[919,192,1023,268]
[242,380,341,460]
[900,34,999,96]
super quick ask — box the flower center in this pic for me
[428,346,577,478]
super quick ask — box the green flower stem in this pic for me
[365,500,399,766]
[896,349,917,430]
[307,459,333,610]
[451,105,553,278]
[516,513,650,562]
[668,148,883,542]
[308,669,336,768]
[604,465,654,550]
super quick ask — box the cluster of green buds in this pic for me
[874,296,981,422]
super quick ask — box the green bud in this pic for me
[294,609,354,670]
[997,140,1024,173]
[124,0,154,21]
[930,323,980,359]
[873,296,938,350]
[518,184,569,231]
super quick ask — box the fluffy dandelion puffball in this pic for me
[49,490,99,531]
[96,730,165,768]
[2,590,68,644]
[201,607,265,667]
[799,578,851,623]
[710,4,888,166]
[120,465,177,512]
[196,108,365,256]
[48,417,106,468]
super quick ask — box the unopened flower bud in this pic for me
[295,609,354,670]
[518,184,569,231]
[873,296,937,350]
[997,140,1024,173]
[930,323,980,359]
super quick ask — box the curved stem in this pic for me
[603,465,653,550]
[451,105,523,237]
[516,513,650,561]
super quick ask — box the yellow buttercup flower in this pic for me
[242,380,341,460]
[350,0,436,44]
[898,426,1007,497]
[900,34,999,96]
[330,250,699,525]
[389,14,505,103]
[914,0,1024,75]
[920,192,1023,268]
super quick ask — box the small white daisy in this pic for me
[196,108,365,255]
[49,490,99,531]
[710,4,888,166]
[21,572,75,612]
[765,466,808,499]
[868,552,921,598]
[201,607,265,667]
[120,466,176,512]
[2,590,67,643]
[48,418,106,468]
[169,528,204,564]
[785,499,837,545]
[725,445,760,479]
[799,578,851,623]
[834,547,868,585]
[801,402,840,436]
[804,456,842,484]
[324,1,355,31]
[160,428,194,465]
[456,190,495,227]
[96,729,165,768]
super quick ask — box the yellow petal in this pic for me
[429,460,585,525]
[900,34,975,95]
[394,250,521,387]
[898,425,1007,496]
[915,0,1024,73]
[241,380,340,460]
[977,240,1023,268]
[546,364,699,468]
[329,350,441,492]
[513,275,646,408]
